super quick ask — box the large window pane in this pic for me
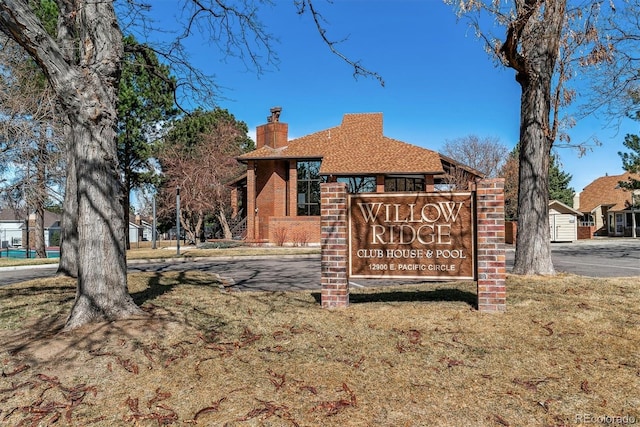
[297,160,321,216]
[310,181,321,203]
[336,176,376,193]
[385,177,425,192]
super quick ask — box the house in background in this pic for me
[505,200,583,244]
[233,107,483,245]
[0,209,61,248]
[574,172,640,238]
[0,208,24,247]
[2,210,155,248]
[24,211,61,248]
[129,214,154,246]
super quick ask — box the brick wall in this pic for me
[577,225,595,240]
[255,160,288,241]
[320,182,349,308]
[269,217,320,245]
[256,121,288,149]
[288,161,298,217]
[246,162,256,241]
[475,179,507,313]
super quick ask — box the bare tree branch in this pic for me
[295,0,384,86]
[157,118,246,242]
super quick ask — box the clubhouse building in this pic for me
[231,107,483,245]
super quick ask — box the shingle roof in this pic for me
[578,172,640,212]
[0,209,22,221]
[238,113,444,175]
[0,209,61,226]
[549,199,582,216]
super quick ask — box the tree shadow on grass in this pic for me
[129,270,223,305]
[312,287,478,308]
[0,282,75,351]
[1,271,227,376]
[130,272,177,306]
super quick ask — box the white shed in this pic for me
[549,200,582,242]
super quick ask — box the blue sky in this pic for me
[144,0,638,194]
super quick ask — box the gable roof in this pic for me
[0,209,61,227]
[0,208,22,222]
[578,172,640,212]
[238,113,445,176]
[549,200,582,216]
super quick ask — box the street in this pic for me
[511,239,640,278]
[1,239,639,289]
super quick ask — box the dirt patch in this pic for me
[15,309,182,367]
[1,272,639,426]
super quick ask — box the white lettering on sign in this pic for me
[358,201,463,245]
[358,201,464,225]
[349,193,475,279]
[369,224,453,245]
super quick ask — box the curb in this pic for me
[0,263,60,272]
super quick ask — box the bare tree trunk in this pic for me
[512,85,554,275]
[65,119,141,329]
[34,204,46,258]
[63,3,143,329]
[503,0,565,275]
[123,131,132,250]
[218,206,232,240]
[179,211,204,244]
[57,130,78,277]
[34,132,47,258]
[0,0,143,328]
[195,212,204,244]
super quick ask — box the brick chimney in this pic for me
[256,106,288,149]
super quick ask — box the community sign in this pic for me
[348,192,475,279]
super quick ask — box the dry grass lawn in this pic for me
[0,271,638,426]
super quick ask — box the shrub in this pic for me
[292,228,310,247]
[272,227,288,246]
[197,241,244,249]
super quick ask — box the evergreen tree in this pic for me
[162,108,254,154]
[618,134,640,193]
[117,35,179,249]
[500,145,575,219]
[548,155,574,207]
[500,145,519,220]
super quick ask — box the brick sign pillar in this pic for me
[320,182,349,308]
[475,178,507,312]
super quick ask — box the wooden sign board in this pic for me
[348,192,475,279]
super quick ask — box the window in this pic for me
[385,176,425,192]
[579,213,595,227]
[337,176,376,193]
[297,161,322,216]
[616,213,624,233]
